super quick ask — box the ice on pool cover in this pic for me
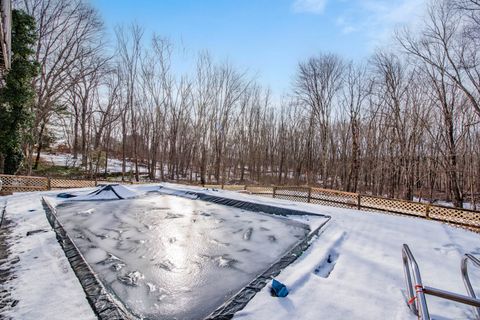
[55,194,310,319]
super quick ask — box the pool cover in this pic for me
[53,193,317,319]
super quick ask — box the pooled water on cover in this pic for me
[55,194,309,319]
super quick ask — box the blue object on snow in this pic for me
[271,279,289,297]
[57,192,77,198]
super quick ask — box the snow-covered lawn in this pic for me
[0,190,96,320]
[1,183,479,319]
[39,152,149,173]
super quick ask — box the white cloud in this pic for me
[335,0,427,48]
[366,0,426,46]
[335,16,357,34]
[342,25,357,34]
[292,0,328,14]
[361,0,425,25]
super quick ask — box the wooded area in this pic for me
[6,0,480,208]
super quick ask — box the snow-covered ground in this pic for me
[413,196,478,211]
[39,152,149,173]
[1,184,479,319]
[0,190,96,320]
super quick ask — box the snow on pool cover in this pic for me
[54,193,318,319]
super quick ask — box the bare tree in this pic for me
[17,0,104,172]
[340,62,371,192]
[115,23,143,181]
[295,53,345,185]
[398,0,480,118]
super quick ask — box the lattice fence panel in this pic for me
[360,196,426,217]
[50,179,96,189]
[275,194,309,203]
[223,185,246,191]
[203,184,223,189]
[429,205,480,228]
[245,186,274,196]
[96,180,113,185]
[96,180,134,186]
[131,181,150,185]
[275,186,310,203]
[310,199,357,209]
[0,174,48,192]
[310,187,358,206]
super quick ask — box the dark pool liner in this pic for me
[42,198,134,320]
[43,189,331,320]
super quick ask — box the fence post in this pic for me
[425,204,431,219]
[243,185,247,191]
[47,177,51,190]
[273,186,277,198]
[357,194,361,210]
[307,187,312,203]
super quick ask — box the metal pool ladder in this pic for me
[402,244,480,319]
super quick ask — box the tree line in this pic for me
[2,0,480,208]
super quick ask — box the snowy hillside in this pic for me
[39,152,149,174]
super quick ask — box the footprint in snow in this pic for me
[314,250,339,278]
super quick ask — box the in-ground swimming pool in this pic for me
[54,192,320,319]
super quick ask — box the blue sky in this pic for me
[91,0,426,96]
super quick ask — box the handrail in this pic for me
[402,244,430,319]
[423,286,480,308]
[462,253,480,319]
[403,245,480,320]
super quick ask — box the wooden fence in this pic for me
[1,174,479,231]
[0,174,133,194]
[205,184,480,232]
[0,174,49,193]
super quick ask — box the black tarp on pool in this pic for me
[54,193,316,319]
